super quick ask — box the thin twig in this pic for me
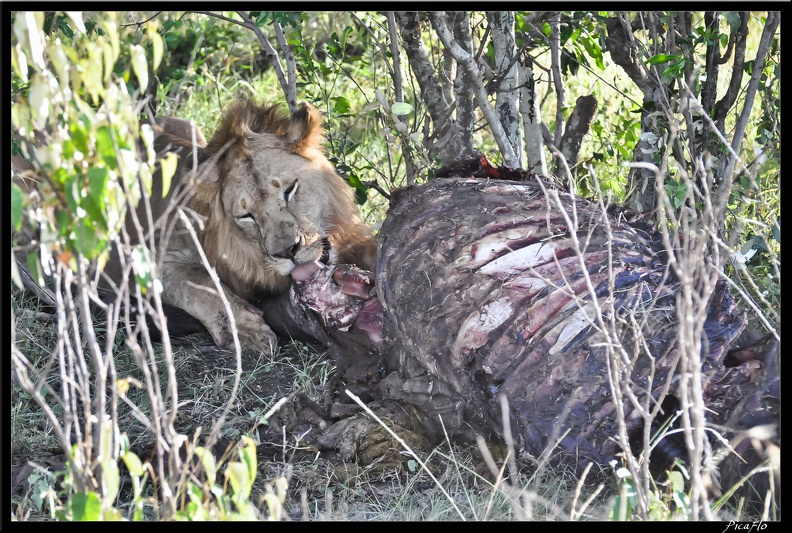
[723,11,779,183]
[121,12,163,29]
[176,208,244,454]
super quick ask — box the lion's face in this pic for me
[219,135,335,277]
[186,100,375,300]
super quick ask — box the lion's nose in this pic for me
[273,238,301,261]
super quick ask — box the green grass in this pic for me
[11,275,776,521]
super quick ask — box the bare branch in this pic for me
[604,14,648,91]
[716,13,738,65]
[394,12,450,126]
[352,12,397,83]
[428,12,519,168]
[605,13,670,213]
[701,12,720,118]
[176,208,245,452]
[722,11,780,185]
[713,12,750,129]
[272,20,298,114]
[225,11,294,113]
[394,11,460,163]
[384,12,415,183]
[121,11,163,29]
[386,12,404,103]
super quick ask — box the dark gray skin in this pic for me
[285,158,777,497]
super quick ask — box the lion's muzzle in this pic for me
[271,236,300,261]
[268,231,324,275]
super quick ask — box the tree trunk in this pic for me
[394,11,461,164]
[559,94,598,174]
[488,12,523,168]
[605,14,667,213]
[518,51,547,175]
[428,12,519,167]
[449,12,476,159]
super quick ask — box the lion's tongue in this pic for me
[291,260,324,281]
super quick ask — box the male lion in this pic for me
[105,99,377,352]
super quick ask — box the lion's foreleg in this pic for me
[159,261,277,353]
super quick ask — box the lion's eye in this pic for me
[238,213,255,221]
[284,181,298,202]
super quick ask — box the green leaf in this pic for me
[83,44,104,104]
[225,462,251,501]
[27,252,44,287]
[88,166,110,204]
[56,208,74,237]
[391,102,413,116]
[102,508,123,521]
[101,461,120,507]
[28,73,51,123]
[122,451,144,477]
[159,153,178,198]
[11,43,29,83]
[148,26,164,71]
[610,493,631,520]
[646,53,680,65]
[55,15,75,39]
[139,161,152,198]
[130,44,148,91]
[610,475,637,521]
[19,12,47,70]
[69,117,90,154]
[723,11,741,32]
[71,491,102,521]
[80,196,107,231]
[253,11,269,26]
[560,24,575,45]
[239,436,258,484]
[668,470,685,493]
[96,126,117,170]
[193,447,216,486]
[74,219,102,258]
[43,12,56,35]
[183,501,203,521]
[719,33,729,49]
[187,481,203,504]
[332,96,350,114]
[65,12,86,33]
[374,90,389,112]
[131,245,153,294]
[11,182,25,231]
[164,32,179,49]
[579,34,605,70]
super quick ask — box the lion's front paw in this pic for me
[211,302,278,353]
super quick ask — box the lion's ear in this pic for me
[286,102,324,151]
